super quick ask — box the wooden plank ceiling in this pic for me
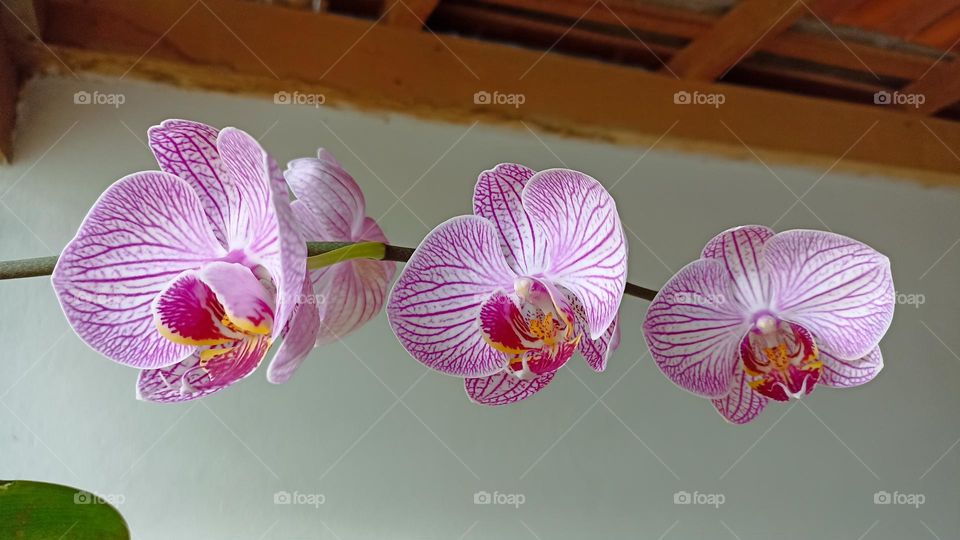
[3,0,960,185]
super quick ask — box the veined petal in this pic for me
[473,163,548,275]
[311,258,394,345]
[148,119,230,246]
[285,150,367,240]
[763,230,895,360]
[701,225,775,310]
[642,259,747,398]
[267,276,322,384]
[52,172,227,369]
[580,316,620,373]
[522,169,627,339]
[711,364,768,424]
[152,270,243,346]
[216,128,305,334]
[137,336,270,403]
[387,216,516,377]
[198,261,275,336]
[819,346,883,388]
[293,194,395,345]
[465,370,555,406]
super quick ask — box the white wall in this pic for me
[1,76,958,540]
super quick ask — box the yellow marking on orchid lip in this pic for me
[481,333,527,355]
[802,360,823,372]
[221,314,271,336]
[199,346,234,366]
[155,323,235,347]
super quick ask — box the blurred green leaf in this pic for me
[0,480,130,539]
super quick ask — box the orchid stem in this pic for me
[0,242,659,301]
[306,241,386,270]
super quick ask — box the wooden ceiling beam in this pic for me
[21,0,960,186]
[382,0,440,28]
[665,0,809,81]
[900,60,960,114]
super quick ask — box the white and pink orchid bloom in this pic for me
[387,164,626,406]
[53,120,305,402]
[643,225,894,424]
[266,150,397,384]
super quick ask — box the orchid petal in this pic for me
[522,169,627,339]
[52,172,226,369]
[152,270,242,347]
[387,216,516,377]
[819,346,883,388]
[148,119,230,246]
[642,259,747,398]
[473,163,548,275]
[137,336,270,403]
[267,277,322,384]
[711,364,768,424]
[764,230,894,360]
[580,316,620,373]
[216,128,305,334]
[198,261,275,336]
[701,225,775,310]
[311,258,394,345]
[285,151,367,240]
[465,370,555,406]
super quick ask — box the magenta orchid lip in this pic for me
[43,118,895,423]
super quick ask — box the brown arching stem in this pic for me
[0,241,659,301]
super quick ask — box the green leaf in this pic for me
[0,480,130,540]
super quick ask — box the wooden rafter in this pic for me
[665,0,809,81]
[382,0,440,28]
[16,0,960,186]
[900,59,960,114]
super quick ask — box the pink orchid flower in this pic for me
[265,150,397,384]
[387,164,626,406]
[53,120,305,402]
[643,225,894,424]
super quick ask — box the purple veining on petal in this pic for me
[711,364,768,424]
[763,230,895,360]
[148,119,231,247]
[387,215,516,378]
[522,169,627,340]
[473,163,548,275]
[52,171,227,369]
[216,128,305,335]
[701,225,775,311]
[819,345,883,388]
[465,370,555,406]
[642,259,747,398]
[580,316,620,373]
[137,336,270,403]
[267,277,322,384]
[285,151,367,240]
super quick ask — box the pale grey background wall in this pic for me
[1,76,958,540]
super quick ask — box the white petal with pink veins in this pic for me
[763,230,895,360]
[473,163,548,275]
[522,169,627,339]
[387,216,516,377]
[701,225,775,311]
[52,172,226,369]
[465,370,555,406]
